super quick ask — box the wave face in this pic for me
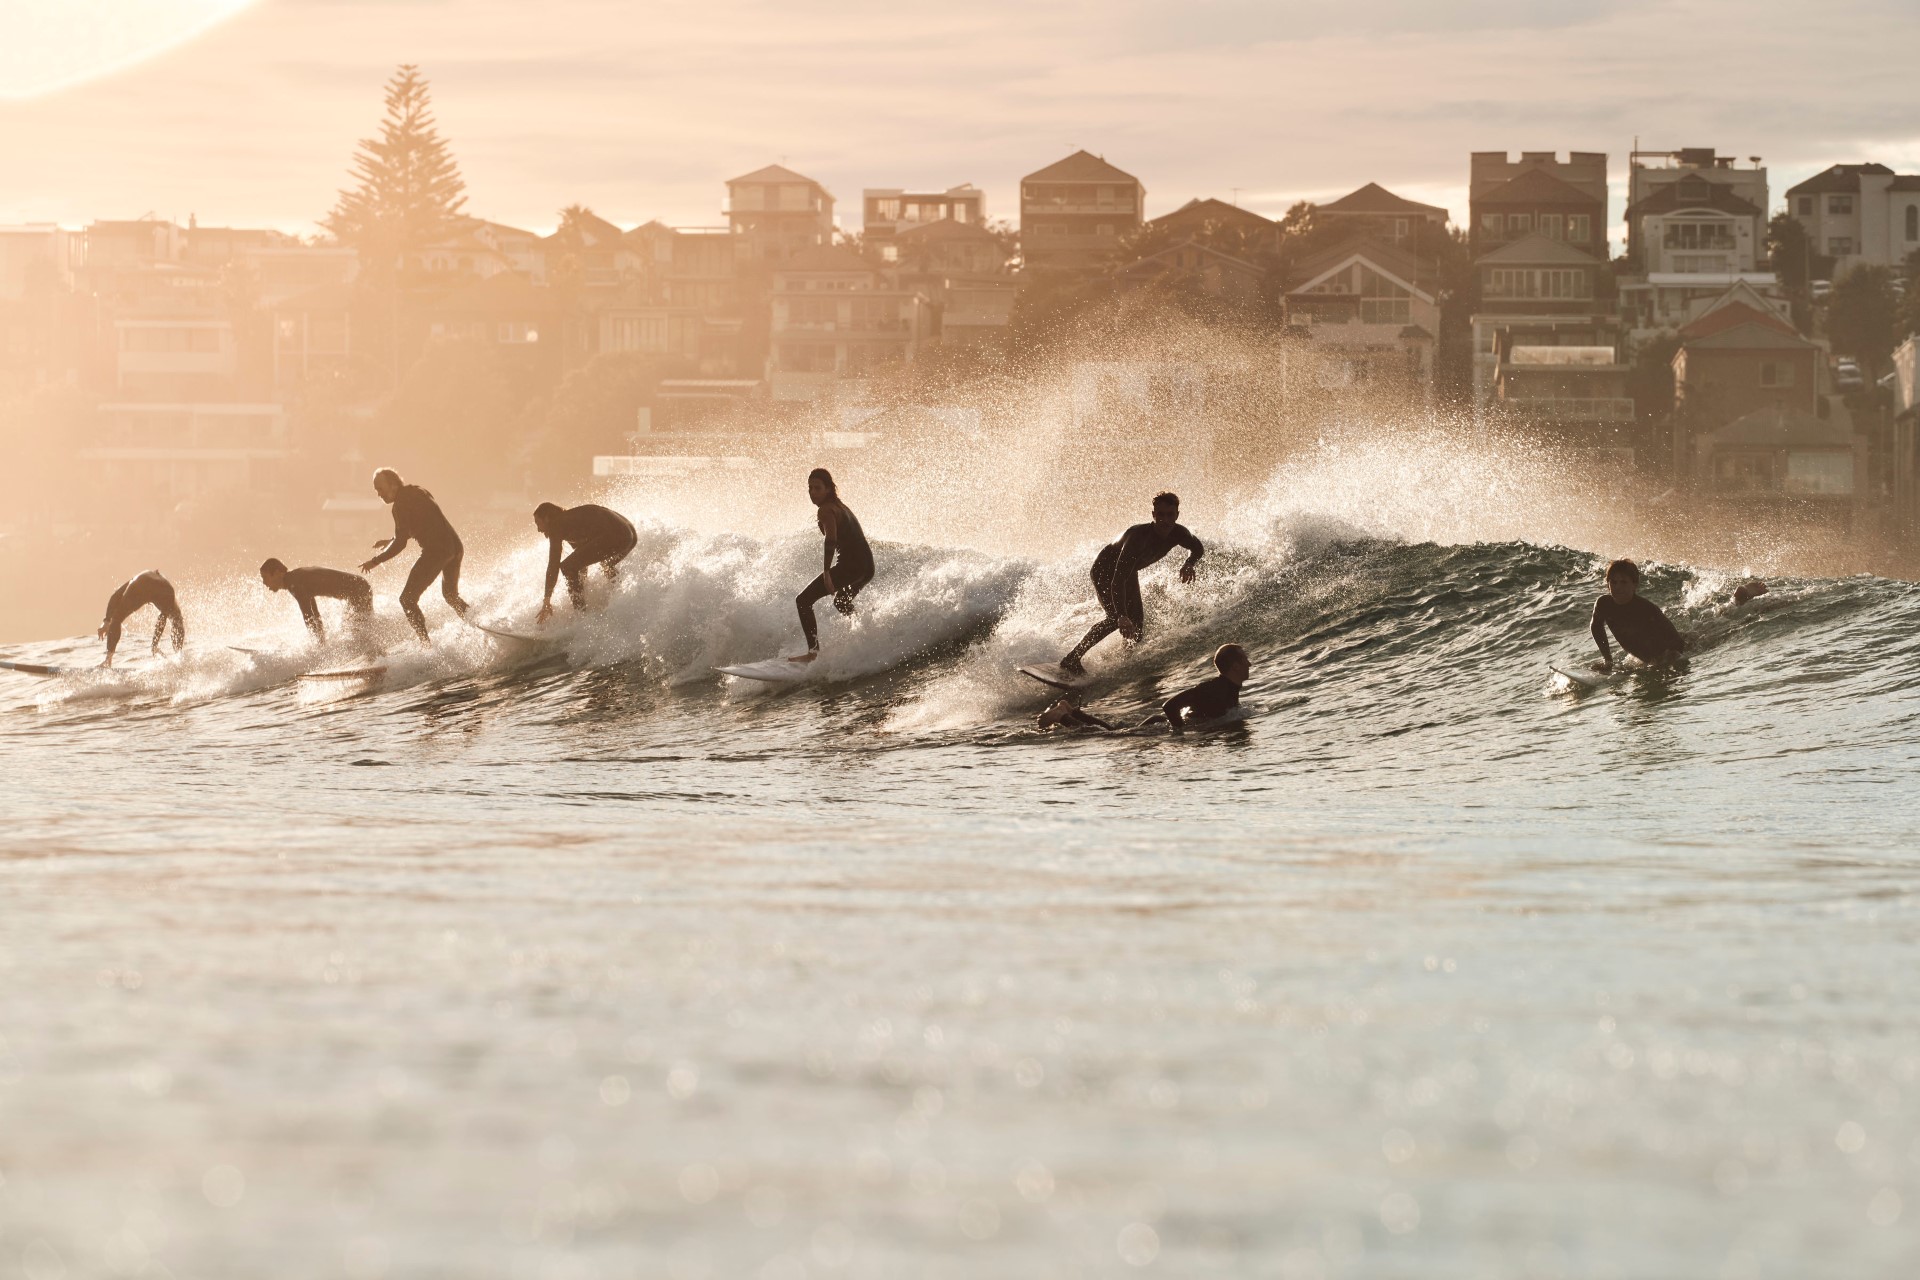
[6,449,1920,1280]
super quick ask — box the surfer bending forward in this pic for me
[792,468,873,663]
[1040,643,1250,734]
[98,570,184,667]
[260,559,373,644]
[359,468,470,643]
[1058,492,1204,677]
[534,502,639,624]
[1591,559,1686,673]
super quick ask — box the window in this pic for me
[1829,237,1855,256]
[1828,195,1853,215]
[1539,213,1565,240]
[881,244,898,263]
[1393,218,1409,240]
[873,199,900,221]
[1359,297,1411,324]
[1481,212,1503,236]
[1759,361,1795,388]
[1483,267,1593,300]
[1507,213,1533,234]
[1908,205,1918,241]
[1569,214,1592,242]
[1797,196,1814,217]
[1785,451,1853,495]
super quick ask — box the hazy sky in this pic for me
[3,0,1918,243]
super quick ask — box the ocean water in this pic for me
[3,454,1920,1279]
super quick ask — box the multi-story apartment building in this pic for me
[862,186,985,259]
[1314,183,1448,248]
[1786,163,1920,275]
[1019,151,1144,273]
[1468,151,1608,258]
[1628,148,1767,229]
[1469,231,1619,422]
[766,247,930,401]
[726,165,836,265]
[1625,155,1768,275]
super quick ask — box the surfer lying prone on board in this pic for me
[1589,558,1688,674]
[1038,643,1249,735]
[99,570,184,667]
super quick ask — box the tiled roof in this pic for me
[1627,179,1760,220]
[1680,299,1795,341]
[1148,198,1274,231]
[729,164,824,187]
[1785,163,1894,196]
[1684,320,1814,352]
[1023,150,1140,185]
[1319,182,1447,219]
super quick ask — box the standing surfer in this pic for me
[358,468,470,643]
[533,502,639,624]
[791,468,873,663]
[1590,559,1686,673]
[98,570,185,667]
[1056,492,1204,676]
[259,559,374,644]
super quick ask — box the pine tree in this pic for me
[324,64,467,271]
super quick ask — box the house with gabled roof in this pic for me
[1114,238,1265,307]
[1468,151,1608,258]
[1020,150,1144,273]
[1147,198,1277,249]
[1469,232,1617,413]
[1787,162,1920,274]
[1315,183,1448,248]
[726,164,835,265]
[1626,173,1765,275]
[1671,297,1820,434]
[1689,403,1864,521]
[1284,237,1438,385]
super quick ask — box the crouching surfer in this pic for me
[791,468,873,663]
[1038,643,1250,734]
[1590,559,1686,674]
[260,558,374,644]
[533,502,638,624]
[98,570,185,667]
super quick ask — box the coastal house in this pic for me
[1146,198,1279,250]
[1114,239,1265,307]
[1671,298,1820,430]
[1020,150,1144,273]
[1314,183,1448,249]
[766,246,930,401]
[1468,232,1617,410]
[1468,151,1608,258]
[1283,238,1438,385]
[1786,163,1920,275]
[726,164,836,265]
[862,186,985,260]
[1689,404,1865,525]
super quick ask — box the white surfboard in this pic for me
[299,665,389,682]
[1016,663,1094,692]
[1550,664,1613,691]
[0,658,71,677]
[468,618,548,643]
[715,656,818,684]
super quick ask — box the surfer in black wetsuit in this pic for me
[791,468,874,663]
[359,468,470,643]
[1590,559,1686,673]
[260,558,373,643]
[1038,643,1250,734]
[533,502,639,624]
[98,570,184,667]
[1057,492,1203,676]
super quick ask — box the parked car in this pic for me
[1834,358,1865,392]
[1811,278,1833,303]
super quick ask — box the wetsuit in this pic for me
[367,484,469,642]
[280,566,373,642]
[544,504,639,609]
[1591,594,1686,666]
[796,500,874,651]
[102,570,184,662]
[1062,520,1205,669]
[1159,673,1240,731]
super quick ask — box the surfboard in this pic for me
[1016,663,1094,692]
[1550,664,1613,691]
[715,657,818,684]
[0,658,70,677]
[467,618,548,643]
[298,665,389,682]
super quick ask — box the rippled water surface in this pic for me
[4,520,1919,1279]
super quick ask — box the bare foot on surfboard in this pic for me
[788,651,819,664]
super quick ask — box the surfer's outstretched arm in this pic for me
[1590,598,1614,672]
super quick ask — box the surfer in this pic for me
[259,559,373,643]
[358,468,470,643]
[1590,559,1686,673]
[533,502,639,624]
[98,570,184,667]
[791,468,873,663]
[1038,643,1250,734]
[1732,579,1768,606]
[1057,492,1204,676]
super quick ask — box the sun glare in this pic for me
[0,0,260,101]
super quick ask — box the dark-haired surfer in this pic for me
[533,502,638,624]
[260,559,373,643]
[1057,492,1203,676]
[359,467,469,643]
[1039,643,1249,734]
[791,468,873,663]
[98,570,184,667]
[1590,559,1685,673]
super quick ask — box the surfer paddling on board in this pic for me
[359,468,470,644]
[260,559,373,644]
[533,502,639,624]
[1590,559,1687,674]
[1039,643,1250,734]
[98,570,184,667]
[1055,492,1204,677]
[790,468,873,664]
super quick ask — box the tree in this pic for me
[323,65,468,275]
[1627,330,1682,420]
[1829,264,1899,381]
[521,352,681,491]
[1767,213,1813,334]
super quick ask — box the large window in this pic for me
[1797,196,1814,217]
[1483,267,1593,300]
[1539,213,1565,240]
[1569,214,1592,242]
[1828,195,1853,215]
[1507,213,1533,234]
[1828,237,1855,256]
[1785,451,1853,495]
[1360,298,1411,324]
[1663,221,1736,250]
[1481,212,1503,237]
